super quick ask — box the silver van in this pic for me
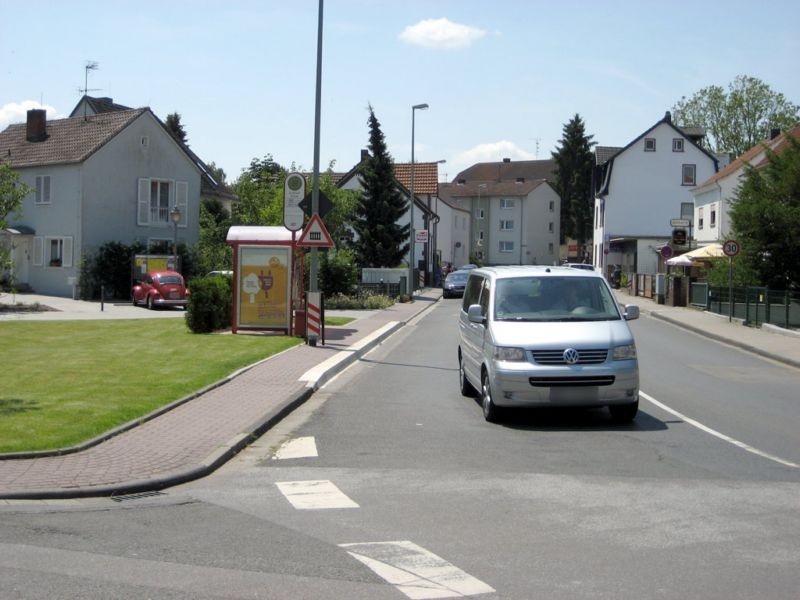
[457,266,640,422]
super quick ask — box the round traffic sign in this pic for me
[723,239,740,257]
[660,245,674,259]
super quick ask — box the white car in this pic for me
[458,266,640,423]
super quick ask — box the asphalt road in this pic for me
[2,299,798,599]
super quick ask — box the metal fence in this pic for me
[355,281,403,298]
[690,282,800,329]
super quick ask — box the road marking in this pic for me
[272,436,318,460]
[275,480,359,509]
[640,391,800,469]
[339,540,495,599]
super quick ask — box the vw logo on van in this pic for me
[563,348,580,364]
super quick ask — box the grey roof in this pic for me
[68,95,133,118]
[453,158,556,183]
[595,146,622,165]
[0,109,147,168]
[439,179,547,199]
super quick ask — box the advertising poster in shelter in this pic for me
[237,246,290,329]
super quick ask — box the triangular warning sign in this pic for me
[297,213,335,247]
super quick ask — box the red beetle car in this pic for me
[132,270,190,310]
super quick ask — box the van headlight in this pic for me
[493,346,526,361]
[612,344,637,360]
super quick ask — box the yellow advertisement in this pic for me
[237,246,290,329]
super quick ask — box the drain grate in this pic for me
[111,490,167,502]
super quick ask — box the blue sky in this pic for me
[2,1,799,183]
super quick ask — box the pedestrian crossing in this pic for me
[273,436,495,598]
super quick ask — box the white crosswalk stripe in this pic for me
[339,540,495,599]
[275,480,359,509]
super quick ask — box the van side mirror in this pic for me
[467,304,485,324]
[624,304,639,320]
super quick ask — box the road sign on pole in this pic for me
[283,172,306,231]
[723,239,740,257]
[297,214,335,248]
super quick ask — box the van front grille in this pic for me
[531,349,608,365]
[529,376,615,387]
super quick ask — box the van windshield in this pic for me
[494,276,621,322]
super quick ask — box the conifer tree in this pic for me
[551,114,596,245]
[352,105,410,267]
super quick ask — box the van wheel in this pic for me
[459,354,477,397]
[609,400,638,423]
[481,372,501,423]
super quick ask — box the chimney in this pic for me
[664,111,672,123]
[26,109,47,142]
[502,157,511,163]
[770,128,781,140]
[360,148,369,162]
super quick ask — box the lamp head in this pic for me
[412,103,429,111]
[170,206,181,224]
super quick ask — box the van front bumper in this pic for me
[488,360,639,407]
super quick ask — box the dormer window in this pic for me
[644,138,656,152]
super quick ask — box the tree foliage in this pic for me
[551,114,596,245]
[164,112,188,144]
[672,75,799,158]
[1,162,31,278]
[729,134,800,289]
[196,198,232,275]
[232,155,286,226]
[351,105,409,268]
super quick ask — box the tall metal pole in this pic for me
[408,103,428,295]
[310,0,324,294]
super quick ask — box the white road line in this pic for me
[640,391,800,469]
[339,541,495,599]
[272,436,318,460]
[275,480,359,510]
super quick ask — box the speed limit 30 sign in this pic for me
[723,239,740,257]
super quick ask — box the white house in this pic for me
[592,111,719,278]
[440,158,561,266]
[0,106,205,297]
[336,151,440,283]
[691,124,800,245]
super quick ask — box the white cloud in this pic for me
[453,140,535,168]
[0,101,63,131]
[399,18,486,49]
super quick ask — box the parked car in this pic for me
[458,265,640,423]
[458,264,479,271]
[132,270,190,310]
[442,269,469,298]
[207,270,233,278]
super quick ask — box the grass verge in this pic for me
[0,319,301,453]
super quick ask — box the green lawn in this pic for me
[0,319,302,453]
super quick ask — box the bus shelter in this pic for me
[226,226,303,335]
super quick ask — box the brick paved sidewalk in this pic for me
[0,291,442,500]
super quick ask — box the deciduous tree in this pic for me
[673,76,799,158]
[1,162,30,278]
[729,134,800,288]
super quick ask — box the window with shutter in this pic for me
[138,178,151,225]
[175,181,188,227]
[35,175,51,204]
[33,237,43,266]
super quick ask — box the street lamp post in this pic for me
[409,102,428,295]
[169,206,181,271]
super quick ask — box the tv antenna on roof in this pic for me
[80,61,101,120]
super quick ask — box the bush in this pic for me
[319,249,359,297]
[186,275,233,333]
[324,293,394,310]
